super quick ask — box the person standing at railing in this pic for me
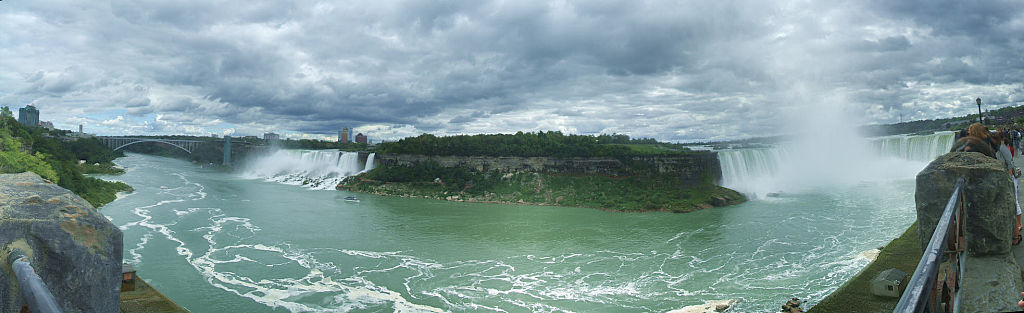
[1008,128,1016,157]
[1011,125,1019,156]
[993,132,1023,245]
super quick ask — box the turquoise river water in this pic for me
[99,131,954,312]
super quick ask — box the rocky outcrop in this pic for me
[916,152,1015,255]
[376,153,722,184]
[0,172,122,313]
[667,299,735,313]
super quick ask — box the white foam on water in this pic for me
[117,168,449,312]
[127,233,152,265]
[174,207,213,216]
[128,202,450,312]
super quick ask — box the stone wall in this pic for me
[916,152,1014,255]
[375,152,722,183]
[0,172,122,313]
[915,152,1022,312]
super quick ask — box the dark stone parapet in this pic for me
[915,152,1022,312]
[0,172,122,313]
[916,152,1014,255]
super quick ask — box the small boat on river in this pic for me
[344,196,359,202]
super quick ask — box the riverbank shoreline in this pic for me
[84,157,134,208]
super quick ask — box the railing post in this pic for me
[895,178,966,313]
[7,248,64,313]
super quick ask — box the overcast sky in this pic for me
[2,1,1022,142]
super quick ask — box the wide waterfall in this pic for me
[241,150,376,190]
[869,131,956,162]
[718,147,791,198]
[719,131,955,198]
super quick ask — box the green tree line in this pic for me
[0,109,130,207]
[278,139,368,151]
[376,131,686,157]
[362,161,500,194]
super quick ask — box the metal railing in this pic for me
[894,177,967,313]
[7,248,64,313]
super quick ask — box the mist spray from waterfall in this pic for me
[718,91,952,198]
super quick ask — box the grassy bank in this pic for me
[343,169,745,212]
[79,178,133,207]
[808,223,922,313]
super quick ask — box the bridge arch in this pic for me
[112,139,193,155]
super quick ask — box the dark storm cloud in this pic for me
[2,0,1023,141]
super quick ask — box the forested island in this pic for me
[343,132,746,212]
[0,107,130,207]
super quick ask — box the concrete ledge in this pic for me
[960,255,1022,313]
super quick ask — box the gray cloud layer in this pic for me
[2,0,1022,141]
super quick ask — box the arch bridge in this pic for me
[98,137,205,154]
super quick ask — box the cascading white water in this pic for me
[240,150,375,190]
[718,131,955,198]
[362,153,376,173]
[870,132,956,162]
[718,148,791,198]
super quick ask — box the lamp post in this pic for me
[976,97,982,124]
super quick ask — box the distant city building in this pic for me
[18,105,39,127]
[68,131,94,138]
[39,121,54,129]
[340,127,349,143]
[264,132,280,141]
[79,124,83,133]
[211,134,219,138]
[355,133,367,144]
[242,135,259,141]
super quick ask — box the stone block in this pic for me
[0,172,122,313]
[959,255,1023,313]
[916,152,1015,256]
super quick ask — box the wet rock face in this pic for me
[0,172,122,313]
[916,152,1015,256]
[377,153,723,183]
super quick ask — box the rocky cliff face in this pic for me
[376,153,722,183]
[0,172,122,313]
